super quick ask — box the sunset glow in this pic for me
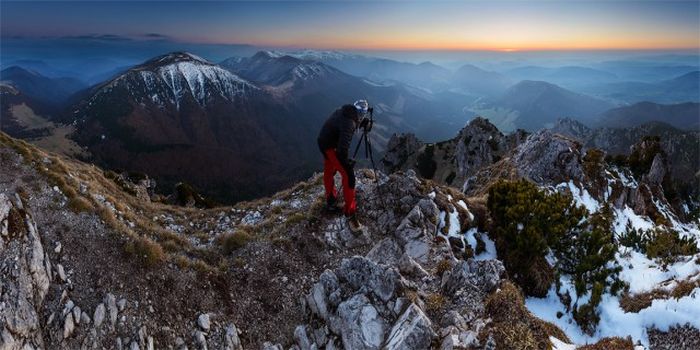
[2,1,699,51]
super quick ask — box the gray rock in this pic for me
[442,259,504,296]
[193,330,207,350]
[63,313,75,339]
[384,303,435,350]
[93,303,106,328]
[197,313,210,332]
[56,264,67,282]
[223,323,243,350]
[306,270,340,321]
[117,298,127,312]
[512,129,584,185]
[130,340,140,350]
[81,311,91,326]
[72,306,82,325]
[337,256,400,302]
[294,325,314,350]
[0,194,52,350]
[366,238,403,266]
[262,342,284,350]
[336,294,386,350]
[104,293,118,328]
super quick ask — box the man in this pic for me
[317,100,369,232]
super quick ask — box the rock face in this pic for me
[381,117,526,188]
[0,193,52,350]
[510,129,585,185]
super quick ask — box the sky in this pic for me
[1,1,699,51]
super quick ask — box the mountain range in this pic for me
[1,49,697,204]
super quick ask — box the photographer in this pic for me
[316,100,370,232]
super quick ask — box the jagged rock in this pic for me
[397,253,428,277]
[384,303,435,350]
[0,193,51,350]
[394,199,439,264]
[223,323,243,350]
[646,153,667,185]
[382,133,424,173]
[197,314,210,332]
[306,270,340,322]
[442,259,504,296]
[337,256,400,302]
[294,325,314,350]
[512,129,584,185]
[93,303,106,328]
[366,238,403,266]
[336,294,386,350]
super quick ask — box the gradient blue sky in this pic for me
[2,1,699,50]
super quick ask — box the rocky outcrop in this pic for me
[510,129,585,186]
[293,172,506,350]
[0,193,52,350]
[382,133,424,174]
[381,117,526,188]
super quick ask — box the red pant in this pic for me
[323,149,356,216]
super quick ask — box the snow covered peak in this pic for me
[145,52,211,66]
[93,53,259,110]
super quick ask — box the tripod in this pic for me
[351,109,385,208]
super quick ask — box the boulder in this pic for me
[384,304,435,350]
[336,294,387,350]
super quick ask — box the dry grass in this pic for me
[578,337,634,350]
[124,236,166,267]
[216,229,253,255]
[482,280,570,349]
[434,259,453,277]
[620,277,700,312]
[425,292,446,313]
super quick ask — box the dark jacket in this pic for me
[317,104,359,165]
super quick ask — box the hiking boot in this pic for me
[324,196,342,213]
[347,214,364,233]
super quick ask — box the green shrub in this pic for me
[487,180,586,296]
[644,228,698,265]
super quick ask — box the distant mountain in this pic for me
[70,52,314,202]
[221,51,474,143]
[472,80,615,131]
[504,65,618,88]
[0,83,54,138]
[220,51,349,88]
[0,66,86,109]
[278,50,454,92]
[451,64,513,96]
[597,102,700,130]
[582,71,700,104]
